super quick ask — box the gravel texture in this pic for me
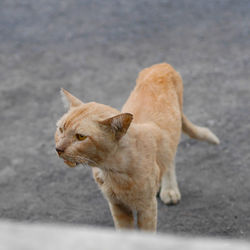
[0,0,249,238]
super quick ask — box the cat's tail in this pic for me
[182,114,220,144]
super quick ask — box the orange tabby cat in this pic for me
[55,63,219,231]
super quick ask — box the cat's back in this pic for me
[136,63,179,86]
[122,63,183,129]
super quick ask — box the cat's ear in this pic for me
[60,88,83,109]
[99,113,133,140]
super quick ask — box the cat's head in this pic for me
[55,89,133,168]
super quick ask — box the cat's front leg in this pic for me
[109,202,134,229]
[137,198,157,232]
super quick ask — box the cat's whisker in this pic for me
[77,155,98,167]
[55,147,98,167]
[81,163,88,168]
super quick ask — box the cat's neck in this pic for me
[99,126,137,174]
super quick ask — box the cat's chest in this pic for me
[93,168,153,209]
[98,171,139,205]
[104,184,133,206]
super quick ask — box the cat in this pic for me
[55,63,219,231]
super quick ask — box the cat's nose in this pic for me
[56,147,64,155]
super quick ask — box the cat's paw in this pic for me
[160,188,181,205]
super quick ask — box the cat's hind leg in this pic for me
[159,160,181,205]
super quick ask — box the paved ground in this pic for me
[0,0,249,239]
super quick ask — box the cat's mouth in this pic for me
[57,152,79,168]
[58,153,91,168]
[63,160,78,168]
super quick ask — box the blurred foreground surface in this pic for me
[0,220,250,250]
[0,0,249,238]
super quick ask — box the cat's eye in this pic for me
[76,133,87,141]
[59,127,63,133]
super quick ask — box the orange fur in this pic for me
[55,63,219,231]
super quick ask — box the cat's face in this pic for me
[55,89,133,168]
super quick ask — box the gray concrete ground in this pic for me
[0,0,249,239]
